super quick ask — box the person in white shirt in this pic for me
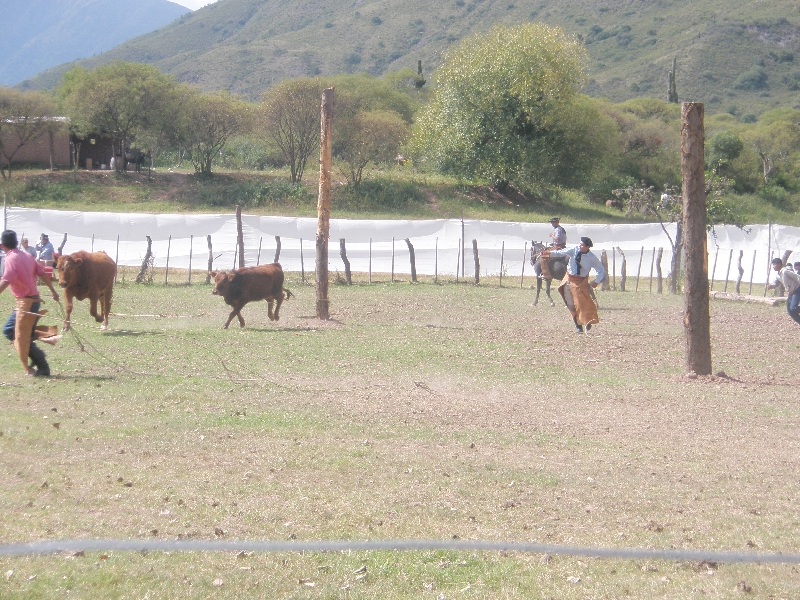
[769,258,800,326]
[545,237,605,333]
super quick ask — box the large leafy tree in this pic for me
[57,61,177,171]
[259,78,324,184]
[0,88,60,180]
[409,23,586,191]
[177,90,250,175]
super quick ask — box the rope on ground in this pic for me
[0,538,798,564]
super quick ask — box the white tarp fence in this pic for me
[4,207,800,285]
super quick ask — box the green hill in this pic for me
[19,0,800,116]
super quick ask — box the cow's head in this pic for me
[211,271,233,296]
[56,255,83,289]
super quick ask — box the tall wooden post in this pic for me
[316,88,334,320]
[236,204,244,268]
[681,102,712,375]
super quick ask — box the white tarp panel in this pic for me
[4,207,800,284]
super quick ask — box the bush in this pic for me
[333,178,426,212]
[183,179,315,209]
[733,67,768,91]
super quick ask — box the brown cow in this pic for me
[54,250,116,331]
[211,262,292,329]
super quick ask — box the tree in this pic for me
[58,62,177,171]
[259,78,324,184]
[409,23,586,191]
[178,90,250,175]
[335,109,409,190]
[740,109,800,185]
[0,89,59,180]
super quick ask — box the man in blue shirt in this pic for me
[545,237,605,333]
[35,233,55,264]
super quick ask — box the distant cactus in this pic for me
[415,60,427,89]
[668,57,678,103]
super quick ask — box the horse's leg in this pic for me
[533,275,541,306]
[545,278,555,306]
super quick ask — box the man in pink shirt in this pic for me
[0,230,60,376]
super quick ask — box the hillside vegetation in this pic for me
[20,0,800,116]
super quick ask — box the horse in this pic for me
[530,241,601,309]
[530,241,568,306]
[124,149,147,172]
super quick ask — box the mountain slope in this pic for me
[1,0,189,87]
[18,0,800,115]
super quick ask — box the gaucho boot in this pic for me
[28,343,50,377]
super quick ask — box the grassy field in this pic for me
[1,270,799,598]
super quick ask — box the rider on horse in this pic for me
[541,217,566,279]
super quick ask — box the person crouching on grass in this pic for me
[769,257,800,327]
[0,230,60,376]
[542,236,605,333]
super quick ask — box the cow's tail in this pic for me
[283,288,293,300]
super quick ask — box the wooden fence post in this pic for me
[340,238,351,285]
[648,247,655,294]
[315,87,334,320]
[114,235,119,284]
[434,237,438,284]
[472,239,479,284]
[617,247,627,292]
[723,248,733,292]
[681,101,711,375]
[519,242,526,289]
[236,204,244,268]
[735,250,744,294]
[499,241,505,287]
[164,234,171,284]
[274,236,281,263]
[406,238,417,283]
[656,248,663,294]
[206,235,213,284]
[635,246,644,292]
[748,250,756,295]
[455,239,460,283]
[256,237,262,266]
[600,250,609,291]
[369,238,372,284]
[391,237,395,283]
[709,247,719,291]
[188,235,193,284]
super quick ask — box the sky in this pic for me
[170,0,218,9]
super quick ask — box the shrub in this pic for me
[733,67,768,91]
[333,178,426,212]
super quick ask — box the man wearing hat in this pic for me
[540,217,568,279]
[35,233,55,264]
[0,230,60,376]
[544,236,605,333]
[548,217,567,249]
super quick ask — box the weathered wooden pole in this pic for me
[648,247,655,294]
[748,250,756,294]
[472,239,479,284]
[369,238,372,284]
[600,250,609,291]
[499,241,505,287]
[723,248,734,292]
[114,235,120,283]
[735,250,744,294]
[656,248,664,294]
[164,234,171,284]
[274,236,281,263]
[235,204,244,268]
[256,237,262,266]
[339,238,351,285]
[405,238,417,283]
[681,102,711,375]
[617,247,627,292]
[434,237,438,283]
[206,235,213,284]
[188,235,193,284]
[391,237,395,282]
[455,239,460,283]
[91,233,95,252]
[519,242,526,289]
[316,87,334,320]
[635,246,644,292]
[300,238,305,283]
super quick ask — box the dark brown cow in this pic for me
[54,250,116,331]
[211,262,292,329]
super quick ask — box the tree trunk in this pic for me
[316,88,334,320]
[681,102,712,375]
[656,248,663,294]
[472,239,480,284]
